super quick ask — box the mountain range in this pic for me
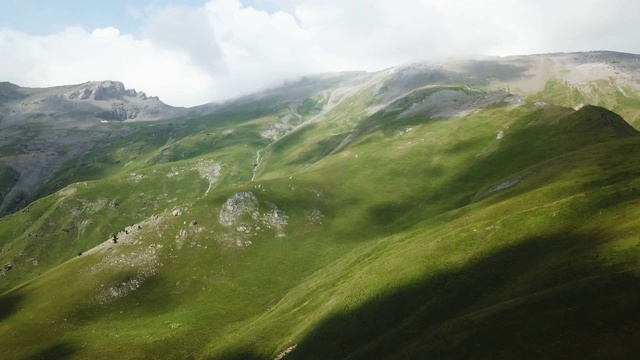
[2,50,640,359]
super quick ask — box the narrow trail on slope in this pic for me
[250,85,392,181]
[251,148,262,181]
[249,84,386,181]
[250,101,330,181]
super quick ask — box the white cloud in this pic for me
[0,0,639,107]
[145,5,224,74]
[0,26,214,106]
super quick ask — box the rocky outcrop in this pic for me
[219,192,259,226]
[218,191,289,244]
[95,106,141,121]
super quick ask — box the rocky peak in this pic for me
[64,81,148,101]
[0,80,188,125]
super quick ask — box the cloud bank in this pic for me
[1,0,639,107]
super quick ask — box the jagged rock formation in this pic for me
[63,81,150,101]
[0,80,192,126]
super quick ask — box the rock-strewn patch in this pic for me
[219,192,259,226]
[218,191,289,246]
[195,160,222,196]
[92,244,163,304]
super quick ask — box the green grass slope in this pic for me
[2,76,640,359]
[528,79,640,126]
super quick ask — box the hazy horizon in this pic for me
[1,0,639,106]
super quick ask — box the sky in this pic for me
[0,0,639,107]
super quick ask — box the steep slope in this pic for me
[2,51,640,359]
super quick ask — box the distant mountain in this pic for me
[0,80,215,126]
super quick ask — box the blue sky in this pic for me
[0,0,144,35]
[0,0,280,35]
[0,0,639,106]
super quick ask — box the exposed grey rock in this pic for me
[305,209,324,225]
[394,89,524,119]
[261,204,288,236]
[219,192,259,226]
[261,122,294,141]
[218,192,289,240]
[194,161,222,196]
[491,179,519,192]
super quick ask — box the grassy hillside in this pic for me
[3,60,640,359]
[529,79,640,126]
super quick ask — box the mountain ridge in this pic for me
[0,80,186,124]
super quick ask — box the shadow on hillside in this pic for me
[0,292,23,321]
[463,60,530,85]
[25,342,76,360]
[68,273,180,324]
[282,230,640,359]
[442,119,635,209]
[211,350,264,360]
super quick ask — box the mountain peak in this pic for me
[0,80,186,125]
[64,80,150,101]
[575,105,639,136]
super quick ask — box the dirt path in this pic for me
[251,148,262,181]
[251,91,348,181]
